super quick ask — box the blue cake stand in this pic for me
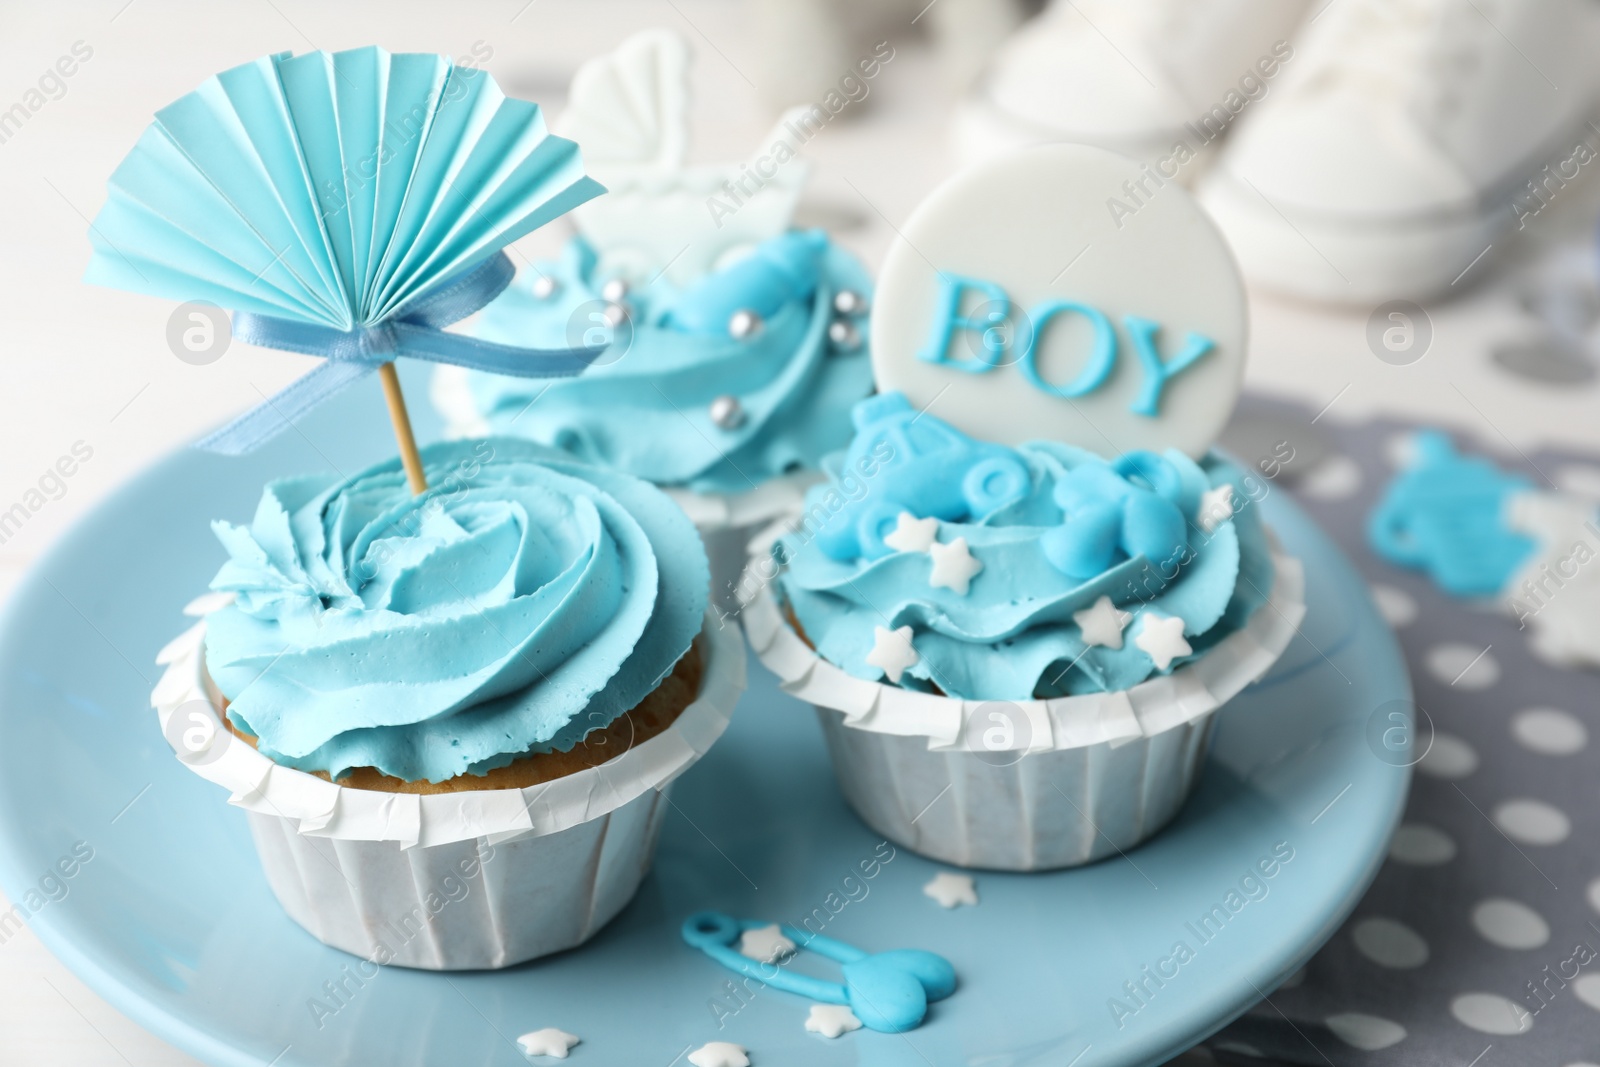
[0,367,1409,1067]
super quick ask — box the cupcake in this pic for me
[741,394,1303,870]
[151,440,744,968]
[433,30,875,607]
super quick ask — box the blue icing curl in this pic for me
[775,395,1273,700]
[457,230,874,494]
[203,439,708,783]
[1369,431,1535,596]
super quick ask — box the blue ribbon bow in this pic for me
[198,251,602,454]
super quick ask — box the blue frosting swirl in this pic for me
[774,397,1274,700]
[457,230,874,494]
[203,439,709,783]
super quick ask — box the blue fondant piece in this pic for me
[1044,449,1189,581]
[1368,431,1537,596]
[680,911,955,1033]
[912,276,1216,416]
[1018,299,1118,398]
[665,229,829,335]
[1122,315,1214,416]
[815,393,1032,561]
[918,273,1012,369]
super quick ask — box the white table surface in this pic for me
[2,1,1598,1063]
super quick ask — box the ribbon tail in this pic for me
[392,322,604,378]
[194,360,376,455]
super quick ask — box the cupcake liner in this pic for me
[741,542,1306,871]
[152,608,745,968]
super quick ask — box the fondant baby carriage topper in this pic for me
[869,142,1249,462]
[556,28,817,291]
[84,46,608,492]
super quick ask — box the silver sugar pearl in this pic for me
[709,394,746,430]
[728,309,763,340]
[827,318,861,351]
[602,302,630,328]
[600,278,630,304]
[530,274,559,300]
[833,289,867,316]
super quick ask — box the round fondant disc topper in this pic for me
[870,143,1246,459]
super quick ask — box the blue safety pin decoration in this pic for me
[681,910,956,1032]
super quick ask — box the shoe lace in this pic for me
[1301,0,1486,114]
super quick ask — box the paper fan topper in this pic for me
[869,143,1246,460]
[86,46,607,485]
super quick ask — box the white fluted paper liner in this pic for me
[150,609,744,968]
[741,543,1305,870]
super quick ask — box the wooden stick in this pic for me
[378,362,428,495]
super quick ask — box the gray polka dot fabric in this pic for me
[1195,396,1600,1067]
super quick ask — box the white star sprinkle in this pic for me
[1196,484,1236,533]
[1135,613,1192,670]
[923,871,978,909]
[1073,595,1132,649]
[866,625,919,684]
[738,923,795,963]
[928,536,983,595]
[883,511,939,553]
[688,1042,750,1067]
[517,1028,580,1059]
[805,1004,863,1038]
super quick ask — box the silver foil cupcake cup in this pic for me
[152,608,745,969]
[742,542,1305,872]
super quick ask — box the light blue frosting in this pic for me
[775,397,1274,700]
[203,438,709,783]
[458,230,875,494]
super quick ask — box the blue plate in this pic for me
[0,369,1409,1067]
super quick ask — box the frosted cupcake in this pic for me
[152,440,744,968]
[433,31,875,605]
[741,395,1301,870]
[744,143,1306,870]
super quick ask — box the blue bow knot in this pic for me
[198,251,604,455]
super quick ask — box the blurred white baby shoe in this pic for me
[953,0,1313,172]
[1199,0,1600,304]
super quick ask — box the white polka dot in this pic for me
[1212,1041,1261,1058]
[1451,992,1533,1034]
[1588,877,1600,916]
[1576,974,1600,1012]
[1417,733,1478,779]
[1493,798,1572,846]
[1386,432,1421,469]
[1300,454,1362,499]
[1555,463,1600,498]
[1511,708,1588,756]
[1472,898,1550,949]
[1370,584,1419,627]
[1389,823,1457,865]
[1426,643,1500,689]
[1326,1013,1408,1051]
[1352,917,1429,968]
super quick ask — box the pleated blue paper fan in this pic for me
[86,47,607,453]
